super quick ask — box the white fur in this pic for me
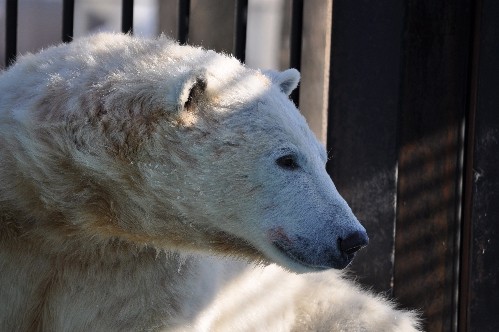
[0,33,420,331]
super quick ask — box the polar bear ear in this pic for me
[177,70,207,112]
[263,68,300,96]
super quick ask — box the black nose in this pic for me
[340,231,369,255]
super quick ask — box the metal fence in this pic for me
[2,1,498,331]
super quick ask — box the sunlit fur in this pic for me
[0,33,420,331]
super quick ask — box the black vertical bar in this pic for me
[233,0,248,63]
[5,0,18,66]
[458,0,482,330]
[62,0,75,43]
[122,0,134,34]
[178,0,190,44]
[462,0,499,329]
[289,0,303,105]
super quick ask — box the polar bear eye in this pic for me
[276,155,299,170]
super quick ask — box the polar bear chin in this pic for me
[204,228,359,273]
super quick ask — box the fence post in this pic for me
[5,0,18,66]
[298,0,332,144]
[178,0,190,44]
[62,0,74,42]
[289,0,303,106]
[121,0,134,34]
[233,0,248,63]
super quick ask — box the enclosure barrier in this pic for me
[3,1,498,331]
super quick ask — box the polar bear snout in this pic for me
[268,225,369,271]
[339,230,369,255]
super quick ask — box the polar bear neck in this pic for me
[0,219,226,330]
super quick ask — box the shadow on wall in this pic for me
[337,118,463,331]
[394,124,461,331]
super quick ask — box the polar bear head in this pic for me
[1,34,368,273]
[162,67,369,272]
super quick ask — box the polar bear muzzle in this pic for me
[268,226,369,270]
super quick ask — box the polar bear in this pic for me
[0,33,420,331]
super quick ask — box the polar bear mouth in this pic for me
[272,240,353,271]
[272,241,333,271]
[208,228,353,272]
